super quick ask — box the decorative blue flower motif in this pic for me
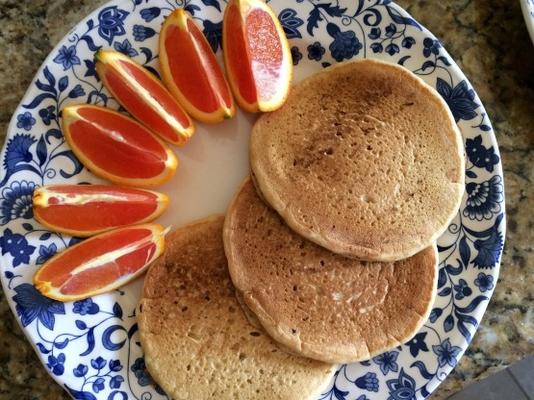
[0,180,36,224]
[369,27,381,39]
[3,134,36,172]
[98,6,129,45]
[279,8,304,39]
[436,78,479,122]
[453,279,472,300]
[114,39,138,57]
[474,272,494,292]
[0,228,36,267]
[93,377,105,393]
[12,283,65,329]
[371,43,383,53]
[307,41,326,61]
[133,25,156,42]
[38,106,56,126]
[109,359,122,372]
[53,45,81,71]
[68,84,86,99]
[291,46,303,66]
[16,112,36,131]
[91,356,107,370]
[423,37,441,57]
[140,7,161,23]
[73,298,100,315]
[385,23,397,37]
[473,230,503,269]
[327,23,362,62]
[73,363,88,377]
[405,332,428,357]
[36,243,57,265]
[84,59,98,79]
[203,20,222,53]
[402,36,416,48]
[47,353,65,376]
[131,357,152,386]
[432,338,461,368]
[355,372,379,392]
[110,375,124,389]
[465,136,500,172]
[373,351,399,375]
[385,43,400,56]
[464,175,503,221]
[386,368,416,400]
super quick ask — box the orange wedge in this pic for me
[223,0,292,113]
[95,49,194,145]
[33,185,169,237]
[160,9,235,124]
[34,224,166,301]
[62,105,177,188]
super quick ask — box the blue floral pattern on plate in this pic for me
[0,1,505,399]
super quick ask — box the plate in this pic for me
[0,1,505,399]
[521,0,534,43]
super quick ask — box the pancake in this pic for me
[224,180,438,364]
[250,59,464,261]
[137,216,335,400]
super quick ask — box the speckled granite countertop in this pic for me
[0,0,532,399]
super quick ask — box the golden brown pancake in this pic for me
[224,180,438,363]
[250,59,464,261]
[137,216,335,399]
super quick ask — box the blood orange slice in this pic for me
[33,185,169,237]
[160,9,235,124]
[223,0,292,113]
[95,49,194,145]
[34,224,166,301]
[62,105,178,188]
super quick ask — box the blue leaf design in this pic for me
[80,327,95,356]
[35,80,56,94]
[75,320,87,330]
[398,55,410,65]
[201,0,221,11]
[107,391,128,400]
[465,170,477,178]
[39,232,52,240]
[279,8,304,39]
[113,302,123,319]
[22,223,33,231]
[319,3,347,17]
[437,267,446,288]
[429,307,442,322]
[103,325,127,351]
[22,93,56,109]
[51,150,84,179]
[36,136,47,166]
[421,60,435,71]
[307,7,322,36]
[479,124,491,131]
[140,47,153,63]
[456,295,488,313]
[385,5,422,30]
[444,314,454,332]
[58,76,69,92]
[65,385,97,400]
[80,35,101,51]
[445,262,463,275]
[87,19,94,30]
[45,128,63,143]
[43,67,56,87]
[410,361,434,379]
[37,342,51,354]
[438,287,451,297]
[184,4,201,15]
[54,338,69,349]
[437,55,451,66]
[128,323,138,339]
[459,236,470,266]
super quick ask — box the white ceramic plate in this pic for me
[521,0,534,43]
[0,1,505,399]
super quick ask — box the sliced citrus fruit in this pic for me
[160,9,235,124]
[62,105,178,188]
[34,224,166,302]
[223,0,292,113]
[33,185,169,237]
[95,49,194,145]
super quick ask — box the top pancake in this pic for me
[250,59,464,261]
[137,216,335,400]
[224,180,438,364]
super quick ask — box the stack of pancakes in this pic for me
[137,59,465,399]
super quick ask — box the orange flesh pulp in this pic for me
[36,227,156,295]
[165,20,232,113]
[225,3,257,104]
[245,8,284,102]
[34,185,162,233]
[69,107,168,179]
[103,60,191,143]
